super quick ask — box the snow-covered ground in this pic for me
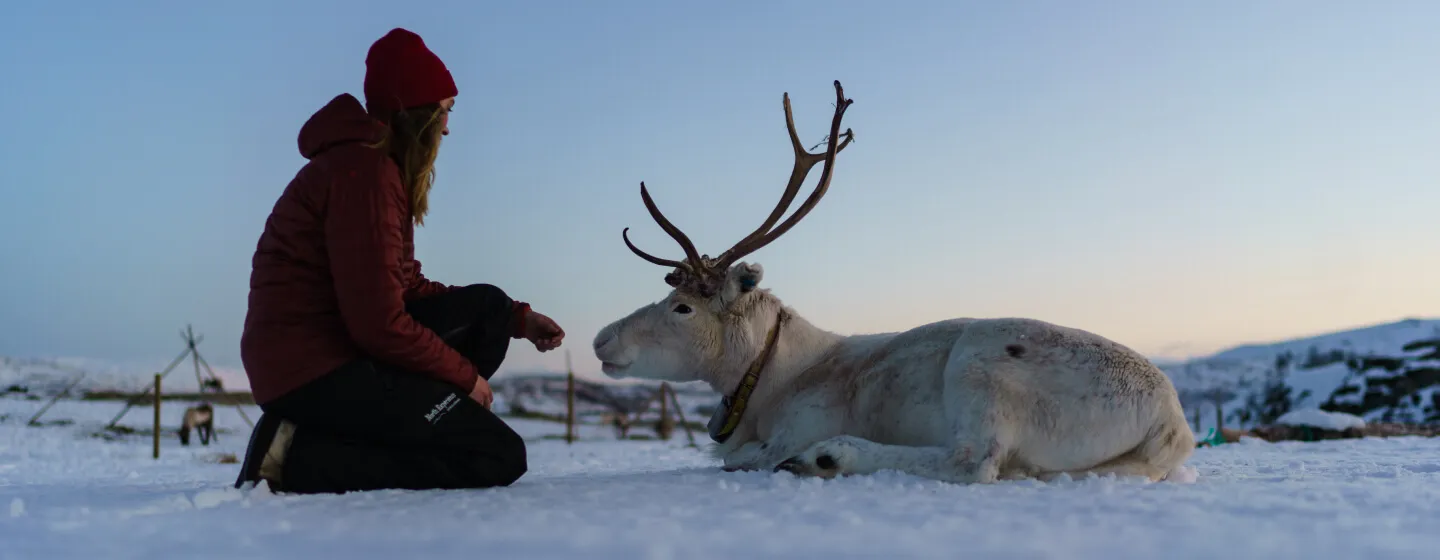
[3,398,1440,559]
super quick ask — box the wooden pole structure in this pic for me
[26,372,87,426]
[658,383,671,441]
[104,346,190,429]
[665,384,698,448]
[565,349,576,444]
[106,325,255,430]
[152,373,161,460]
[187,325,207,393]
[194,346,254,428]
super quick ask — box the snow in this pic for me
[1276,408,1368,431]
[4,397,1440,559]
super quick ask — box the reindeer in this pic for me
[178,402,215,446]
[591,80,1195,485]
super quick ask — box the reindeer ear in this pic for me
[732,262,764,293]
[716,262,764,307]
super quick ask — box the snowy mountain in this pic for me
[1321,337,1440,424]
[1160,317,1440,431]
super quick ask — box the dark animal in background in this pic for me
[179,403,215,446]
[601,411,632,439]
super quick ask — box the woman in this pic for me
[233,28,565,494]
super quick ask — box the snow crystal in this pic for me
[1276,408,1367,431]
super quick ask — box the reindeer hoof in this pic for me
[773,458,803,473]
[773,453,839,477]
[777,436,867,478]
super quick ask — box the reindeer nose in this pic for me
[592,327,618,356]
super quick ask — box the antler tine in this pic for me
[622,227,692,272]
[715,80,854,269]
[638,181,705,267]
[712,93,818,265]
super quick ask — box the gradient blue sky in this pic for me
[3,1,1439,384]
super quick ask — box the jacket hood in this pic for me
[297,94,387,159]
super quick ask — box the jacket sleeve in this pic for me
[324,163,479,393]
[405,258,458,301]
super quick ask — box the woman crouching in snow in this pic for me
[233,28,564,494]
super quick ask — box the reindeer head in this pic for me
[592,81,855,386]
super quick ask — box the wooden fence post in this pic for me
[666,384,698,448]
[152,373,161,460]
[565,350,576,444]
[657,384,672,441]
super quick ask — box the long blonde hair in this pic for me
[369,103,447,226]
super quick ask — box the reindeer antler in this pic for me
[622,80,855,296]
[621,182,706,276]
[712,81,854,270]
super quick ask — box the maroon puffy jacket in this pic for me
[241,93,500,404]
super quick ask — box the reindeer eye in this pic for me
[672,303,693,314]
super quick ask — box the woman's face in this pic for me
[439,97,454,136]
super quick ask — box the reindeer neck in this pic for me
[760,308,843,389]
[703,299,842,443]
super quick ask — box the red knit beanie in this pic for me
[364,28,458,121]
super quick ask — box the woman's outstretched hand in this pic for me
[523,310,565,352]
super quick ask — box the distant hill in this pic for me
[1160,317,1440,431]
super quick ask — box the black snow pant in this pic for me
[258,284,528,494]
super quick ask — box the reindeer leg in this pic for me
[720,441,771,471]
[721,422,842,473]
[776,364,1016,484]
[774,435,1009,484]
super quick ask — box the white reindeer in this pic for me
[592,81,1195,484]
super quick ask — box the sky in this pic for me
[2,0,1439,383]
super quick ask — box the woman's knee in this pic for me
[462,423,527,487]
[496,422,528,481]
[453,284,513,313]
[495,442,528,486]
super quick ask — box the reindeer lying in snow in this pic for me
[591,81,1195,484]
